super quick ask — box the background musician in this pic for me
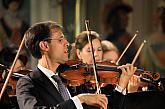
[72,30,136,109]
[101,40,119,63]
[0,46,28,109]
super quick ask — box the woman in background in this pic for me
[101,40,119,63]
[68,30,136,109]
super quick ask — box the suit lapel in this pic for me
[31,68,64,102]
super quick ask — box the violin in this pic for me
[60,60,161,89]
[60,60,119,86]
[60,60,86,86]
[0,64,32,96]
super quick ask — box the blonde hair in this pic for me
[101,40,119,55]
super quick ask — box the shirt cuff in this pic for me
[71,96,83,109]
[115,85,127,95]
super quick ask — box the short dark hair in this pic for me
[75,31,101,51]
[101,40,119,55]
[24,21,63,59]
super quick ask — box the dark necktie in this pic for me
[51,75,70,101]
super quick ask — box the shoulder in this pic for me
[16,69,40,88]
[16,74,33,90]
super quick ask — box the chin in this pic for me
[62,58,68,64]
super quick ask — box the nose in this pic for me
[66,42,70,47]
[94,50,99,57]
[64,38,69,47]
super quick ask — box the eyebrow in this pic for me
[87,46,102,50]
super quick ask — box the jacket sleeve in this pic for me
[109,90,126,109]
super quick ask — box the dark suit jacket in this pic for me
[16,68,77,109]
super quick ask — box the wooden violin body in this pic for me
[60,60,162,91]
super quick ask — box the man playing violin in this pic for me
[16,21,136,109]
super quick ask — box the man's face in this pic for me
[77,39,103,64]
[47,29,69,64]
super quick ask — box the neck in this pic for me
[38,57,60,73]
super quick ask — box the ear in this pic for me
[76,49,82,60]
[39,41,49,51]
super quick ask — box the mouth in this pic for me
[64,49,68,54]
[95,58,102,62]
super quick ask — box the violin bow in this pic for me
[85,20,101,94]
[0,34,26,100]
[131,40,146,65]
[116,30,139,65]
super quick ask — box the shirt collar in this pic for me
[37,64,56,79]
